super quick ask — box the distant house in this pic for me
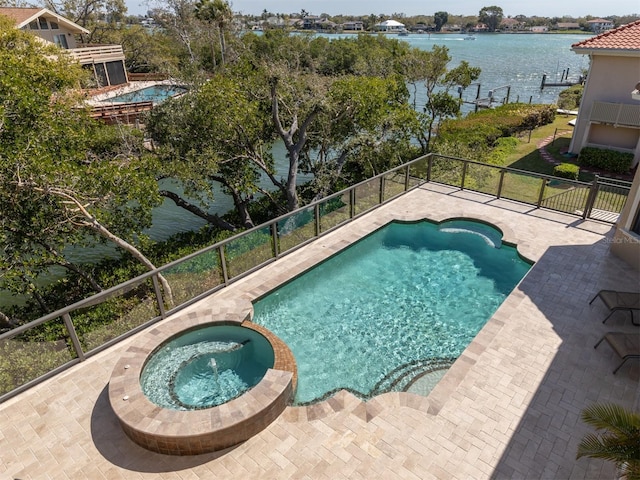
[442,24,462,32]
[315,18,337,31]
[342,20,364,31]
[376,19,405,32]
[586,18,614,33]
[569,20,640,268]
[0,7,128,88]
[530,26,549,33]
[302,15,320,29]
[500,18,523,31]
[556,22,580,30]
[265,16,286,27]
[471,23,489,32]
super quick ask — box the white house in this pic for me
[376,19,405,32]
[0,7,128,87]
[586,18,614,33]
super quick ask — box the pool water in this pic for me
[103,85,186,104]
[252,220,530,404]
[140,325,274,410]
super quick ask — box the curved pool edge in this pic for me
[108,317,297,455]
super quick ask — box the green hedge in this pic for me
[578,147,633,174]
[553,163,580,180]
[436,103,556,150]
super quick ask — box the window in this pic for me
[106,61,127,85]
[93,63,108,87]
[50,21,59,29]
[28,20,39,29]
[53,34,68,49]
[38,18,49,30]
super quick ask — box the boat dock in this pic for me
[540,70,584,90]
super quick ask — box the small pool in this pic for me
[140,325,274,410]
[102,84,186,104]
[252,220,531,404]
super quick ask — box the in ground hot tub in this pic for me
[108,319,296,455]
[141,324,274,410]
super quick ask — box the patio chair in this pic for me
[589,290,640,326]
[594,332,640,374]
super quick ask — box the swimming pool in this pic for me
[252,220,531,404]
[102,85,186,104]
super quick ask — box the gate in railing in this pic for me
[0,154,632,402]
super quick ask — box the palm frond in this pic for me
[581,403,640,437]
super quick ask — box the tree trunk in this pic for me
[270,79,320,212]
[28,185,175,307]
[0,310,19,331]
[227,190,254,229]
[86,219,174,306]
[159,190,236,231]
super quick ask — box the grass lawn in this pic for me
[503,114,596,180]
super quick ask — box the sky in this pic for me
[126,0,639,18]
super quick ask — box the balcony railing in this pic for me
[67,44,125,64]
[590,101,640,128]
[0,154,632,402]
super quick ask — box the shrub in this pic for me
[557,85,583,111]
[486,137,519,164]
[553,163,579,180]
[437,103,556,150]
[578,147,633,174]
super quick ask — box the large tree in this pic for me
[412,45,481,153]
[194,0,232,67]
[146,72,275,229]
[0,19,170,320]
[146,32,423,224]
[479,5,504,32]
[434,11,448,31]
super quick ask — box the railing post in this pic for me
[404,165,410,191]
[380,176,385,204]
[461,161,468,190]
[62,313,85,362]
[497,169,506,199]
[350,187,356,218]
[219,245,229,284]
[536,178,547,208]
[271,222,280,258]
[151,274,166,318]
[583,175,600,220]
[314,203,320,237]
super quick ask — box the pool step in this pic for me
[370,357,456,397]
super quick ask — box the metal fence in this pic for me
[0,154,631,402]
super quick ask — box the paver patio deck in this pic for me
[1,183,638,479]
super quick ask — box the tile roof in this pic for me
[0,7,43,26]
[572,20,640,52]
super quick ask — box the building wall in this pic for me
[611,169,640,271]
[570,54,640,164]
[26,24,80,48]
[588,123,639,151]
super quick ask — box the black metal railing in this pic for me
[0,154,631,402]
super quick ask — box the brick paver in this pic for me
[1,184,638,479]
